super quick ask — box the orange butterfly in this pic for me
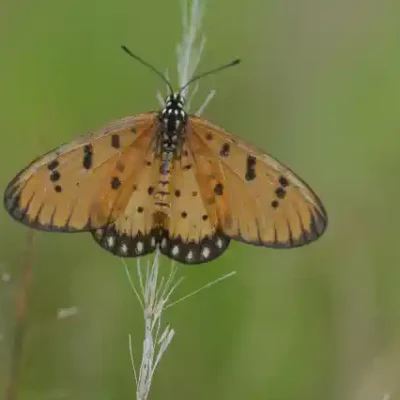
[3,46,327,264]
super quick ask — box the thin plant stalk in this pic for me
[125,1,234,399]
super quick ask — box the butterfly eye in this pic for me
[82,144,94,170]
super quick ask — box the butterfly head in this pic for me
[162,93,186,115]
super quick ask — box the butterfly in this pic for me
[3,46,327,265]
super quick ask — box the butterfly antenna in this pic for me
[179,58,241,94]
[121,45,174,94]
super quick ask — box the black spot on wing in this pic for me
[47,160,59,170]
[83,144,93,169]
[50,171,61,182]
[214,183,224,196]
[245,155,256,181]
[279,176,289,187]
[271,200,279,209]
[111,177,121,189]
[275,187,286,199]
[111,134,120,149]
[220,143,230,157]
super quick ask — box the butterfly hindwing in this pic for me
[187,116,327,248]
[159,144,230,264]
[4,113,157,232]
[91,152,162,258]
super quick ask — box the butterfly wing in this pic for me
[158,144,230,264]
[186,116,327,248]
[90,150,162,258]
[4,106,327,263]
[4,113,158,232]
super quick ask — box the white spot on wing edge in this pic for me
[201,246,211,259]
[120,243,129,255]
[216,238,224,249]
[136,241,144,254]
[106,236,115,248]
[172,245,179,256]
[186,250,194,261]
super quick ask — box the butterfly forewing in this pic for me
[187,116,327,247]
[4,113,157,232]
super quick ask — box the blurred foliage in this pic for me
[1,0,400,399]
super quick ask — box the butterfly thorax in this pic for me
[158,93,187,154]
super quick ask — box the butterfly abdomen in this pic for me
[153,151,173,213]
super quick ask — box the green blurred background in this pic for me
[1,0,400,399]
